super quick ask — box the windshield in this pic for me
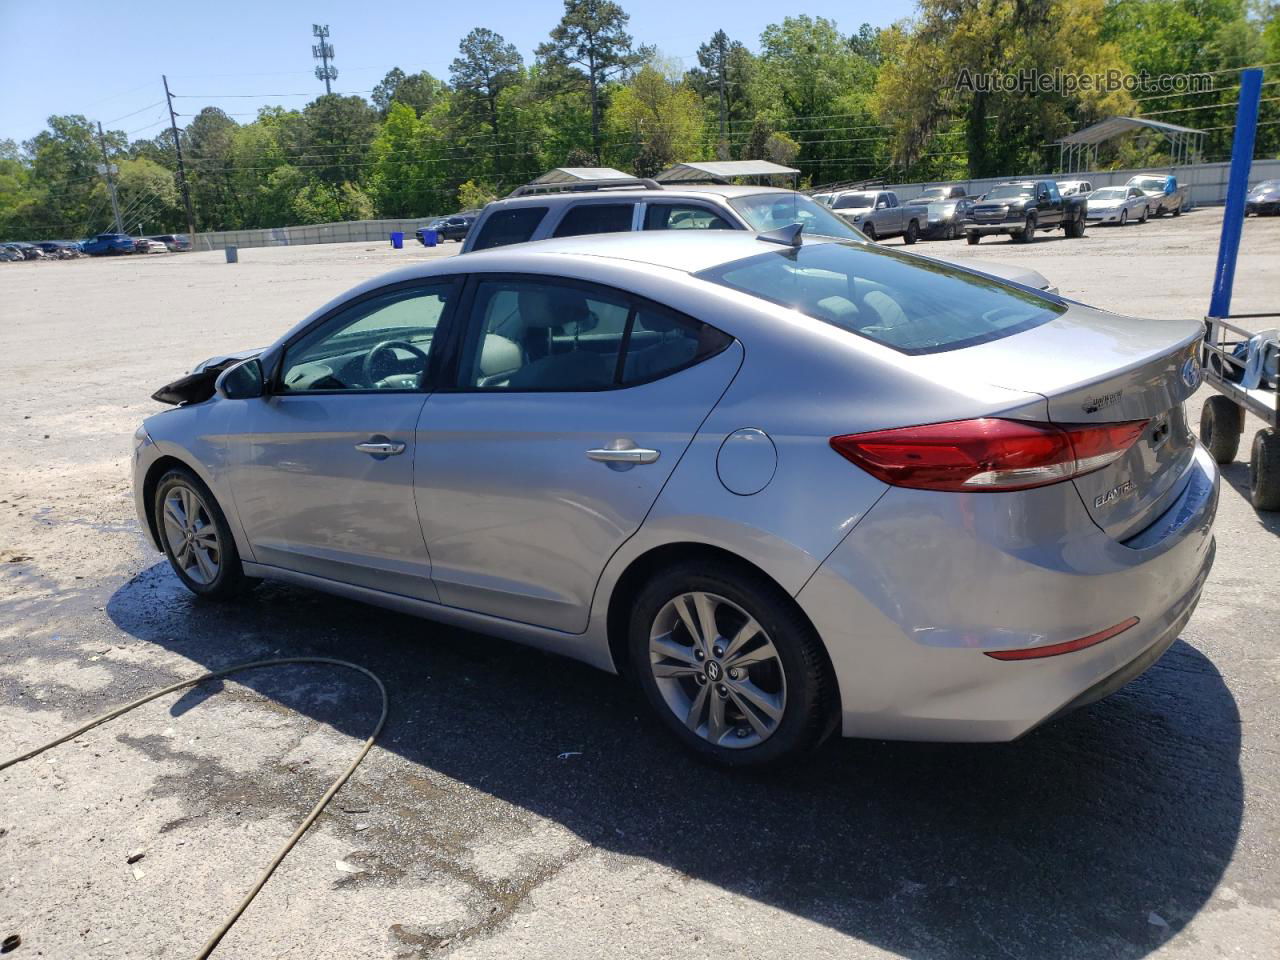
[915,188,948,201]
[696,240,1064,355]
[1130,177,1166,191]
[1090,187,1126,200]
[832,193,875,210]
[986,184,1035,200]
[729,193,863,241]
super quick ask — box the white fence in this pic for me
[195,218,428,252]
[879,158,1280,207]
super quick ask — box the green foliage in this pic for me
[2,1,1276,241]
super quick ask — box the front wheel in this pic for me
[903,220,919,245]
[1120,209,1128,226]
[1018,214,1037,242]
[154,467,250,599]
[862,223,877,242]
[1140,207,1149,224]
[628,561,835,767]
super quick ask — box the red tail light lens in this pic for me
[830,418,1148,492]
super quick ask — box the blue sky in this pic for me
[0,0,915,145]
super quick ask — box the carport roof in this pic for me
[655,160,800,182]
[529,167,633,184]
[1058,116,1205,146]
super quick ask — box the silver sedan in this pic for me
[133,231,1217,766]
[1086,185,1151,226]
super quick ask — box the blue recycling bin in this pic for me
[390,231,404,249]
[423,229,438,248]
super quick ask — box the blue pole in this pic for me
[1208,68,1263,318]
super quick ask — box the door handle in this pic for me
[355,440,405,457]
[586,445,660,465]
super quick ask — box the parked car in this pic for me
[148,234,192,252]
[904,194,975,240]
[417,214,474,244]
[830,189,924,243]
[1126,174,1186,217]
[912,185,968,203]
[81,233,135,256]
[6,241,45,260]
[1056,180,1094,197]
[134,230,1217,765]
[1245,179,1280,216]
[460,179,1057,292]
[1084,185,1150,226]
[964,180,1088,243]
[0,245,23,262]
[134,238,169,254]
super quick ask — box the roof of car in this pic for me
[483,183,795,209]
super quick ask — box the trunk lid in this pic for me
[937,306,1204,538]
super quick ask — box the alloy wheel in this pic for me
[648,592,787,749]
[161,484,222,585]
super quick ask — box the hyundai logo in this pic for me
[705,660,723,682]
[1181,356,1201,390]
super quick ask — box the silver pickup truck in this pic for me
[1126,173,1188,217]
[830,189,924,244]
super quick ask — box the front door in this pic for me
[228,279,457,600]
[415,275,742,633]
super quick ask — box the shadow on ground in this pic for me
[104,563,1243,959]
[1221,460,1280,534]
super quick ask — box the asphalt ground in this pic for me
[1,209,1278,959]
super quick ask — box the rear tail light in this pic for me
[829,418,1148,492]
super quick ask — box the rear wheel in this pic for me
[154,467,249,599]
[1250,428,1280,511]
[966,230,980,245]
[1200,395,1243,464]
[1018,214,1036,242]
[1065,216,1086,238]
[628,561,835,767]
[1172,202,1182,217]
[904,220,919,245]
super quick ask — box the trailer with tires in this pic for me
[1199,313,1280,510]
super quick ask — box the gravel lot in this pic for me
[2,210,1278,959]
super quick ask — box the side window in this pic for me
[280,282,452,392]
[458,279,732,391]
[1045,182,1060,201]
[471,207,548,251]
[643,203,733,231]
[552,203,635,238]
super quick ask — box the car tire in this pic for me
[627,560,836,767]
[946,223,957,240]
[1140,207,1149,224]
[904,220,919,245]
[1066,216,1086,238]
[863,223,877,242]
[1249,428,1280,511]
[966,231,980,245]
[1018,214,1036,242]
[1120,209,1128,226]
[154,467,251,600]
[1200,395,1243,465]
[1172,203,1182,217]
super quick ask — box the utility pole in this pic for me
[96,121,125,234]
[312,24,337,95]
[163,75,197,240]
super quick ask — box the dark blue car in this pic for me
[81,233,135,256]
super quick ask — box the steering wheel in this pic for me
[363,339,429,386]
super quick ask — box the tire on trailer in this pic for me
[1249,428,1280,511]
[1200,395,1243,464]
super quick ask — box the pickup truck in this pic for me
[830,189,924,243]
[964,179,1087,243]
[1126,173,1187,217]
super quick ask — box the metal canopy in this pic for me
[655,160,800,184]
[529,167,633,184]
[1057,116,1206,173]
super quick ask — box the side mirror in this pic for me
[215,357,265,400]
[876,201,887,210]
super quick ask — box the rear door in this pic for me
[415,274,742,632]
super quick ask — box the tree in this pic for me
[537,0,652,161]
[689,31,750,143]
[450,28,525,175]
[457,178,498,209]
[372,67,447,117]
[605,66,705,175]
[300,94,380,187]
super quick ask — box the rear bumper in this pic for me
[797,443,1219,742]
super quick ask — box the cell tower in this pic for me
[312,24,337,95]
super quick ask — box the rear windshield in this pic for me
[471,206,548,251]
[728,193,862,241]
[695,241,1065,355]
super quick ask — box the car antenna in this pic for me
[757,222,804,247]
